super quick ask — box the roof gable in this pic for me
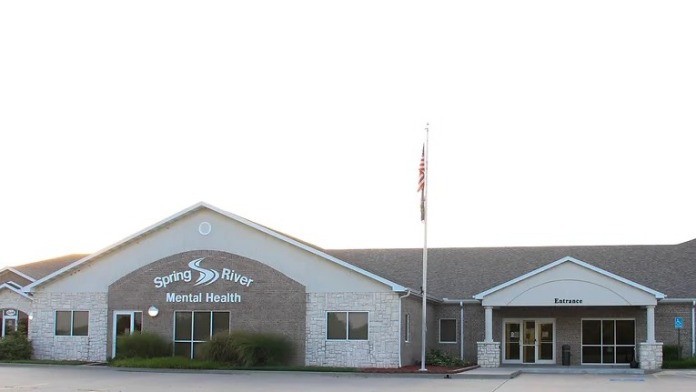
[26,202,406,293]
[0,267,35,283]
[473,256,665,306]
[0,283,32,300]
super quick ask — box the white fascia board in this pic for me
[473,256,666,300]
[25,202,407,293]
[402,288,443,303]
[206,203,408,292]
[0,283,33,300]
[660,298,696,303]
[0,267,36,282]
[5,281,23,290]
[24,203,205,292]
[568,257,666,299]
[442,298,481,304]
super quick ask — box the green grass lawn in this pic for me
[109,356,358,372]
[0,359,91,365]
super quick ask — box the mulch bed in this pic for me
[362,364,479,374]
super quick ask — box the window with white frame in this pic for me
[55,311,89,336]
[174,311,229,359]
[404,313,411,342]
[439,319,456,343]
[326,311,368,340]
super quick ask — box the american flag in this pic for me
[418,145,425,221]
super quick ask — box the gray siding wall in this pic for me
[400,295,430,365]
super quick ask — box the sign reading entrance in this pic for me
[554,298,583,304]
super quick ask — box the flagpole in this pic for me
[419,123,430,372]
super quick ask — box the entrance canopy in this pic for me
[473,256,665,307]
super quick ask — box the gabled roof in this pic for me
[25,202,408,292]
[328,241,696,299]
[473,256,665,300]
[12,254,86,282]
[0,267,36,283]
[0,283,32,300]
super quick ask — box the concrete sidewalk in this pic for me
[457,365,648,379]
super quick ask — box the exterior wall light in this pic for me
[148,306,159,317]
[28,312,34,320]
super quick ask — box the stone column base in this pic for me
[477,341,501,368]
[639,342,663,370]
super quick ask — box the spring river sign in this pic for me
[152,258,254,303]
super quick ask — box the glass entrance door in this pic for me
[523,321,536,363]
[503,319,555,364]
[112,311,143,358]
[538,322,554,361]
[2,309,18,338]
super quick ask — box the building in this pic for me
[1,255,83,338]
[1,202,694,370]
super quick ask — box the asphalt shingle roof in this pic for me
[327,240,696,299]
[13,254,87,281]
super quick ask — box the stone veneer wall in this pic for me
[306,292,400,368]
[29,292,108,361]
[0,289,32,315]
[477,341,501,367]
[639,342,663,370]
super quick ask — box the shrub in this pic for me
[204,333,243,364]
[0,332,33,360]
[426,349,467,367]
[663,357,696,369]
[663,345,683,361]
[115,332,171,359]
[202,331,293,367]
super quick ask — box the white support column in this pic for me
[646,305,656,344]
[484,306,493,343]
[478,306,500,368]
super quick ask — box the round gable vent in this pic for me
[198,221,212,236]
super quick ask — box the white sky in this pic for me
[1,1,695,269]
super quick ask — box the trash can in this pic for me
[562,344,571,366]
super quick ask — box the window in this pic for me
[173,311,229,359]
[404,313,411,342]
[581,319,635,364]
[439,319,456,343]
[326,312,368,340]
[55,311,89,336]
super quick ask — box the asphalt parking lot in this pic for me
[1,365,695,392]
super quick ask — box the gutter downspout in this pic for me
[398,290,412,368]
[460,301,464,361]
[692,300,695,357]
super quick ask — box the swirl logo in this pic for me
[188,257,220,286]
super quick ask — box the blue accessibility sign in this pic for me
[675,317,684,329]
